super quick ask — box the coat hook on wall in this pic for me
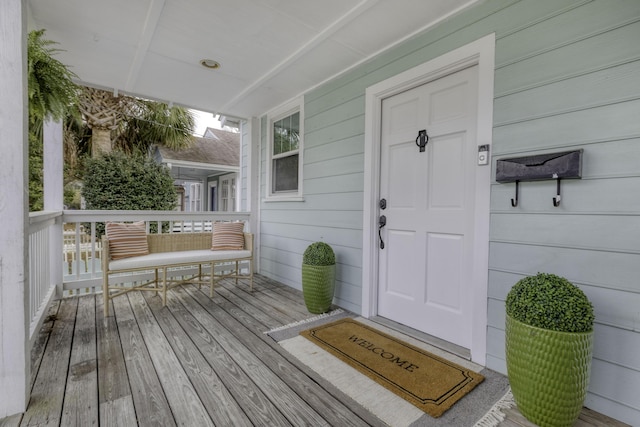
[511,180,519,207]
[496,149,582,208]
[553,178,561,207]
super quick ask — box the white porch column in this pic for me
[248,117,260,271]
[43,119,64,211]
[0,0,30,418]
[43,119,65,297]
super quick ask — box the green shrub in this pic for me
[29,132,44,211]
[303,242,335,266]
[82,152,176,236]
[506,273,594,333]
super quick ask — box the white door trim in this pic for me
[362,33,495,365]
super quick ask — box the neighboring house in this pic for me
[153,127,240,212]
[254,2,640,424]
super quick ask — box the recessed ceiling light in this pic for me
[200,59,221,69]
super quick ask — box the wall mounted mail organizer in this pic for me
[496,149,583,207]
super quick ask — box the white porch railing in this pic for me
[28,211,62,344]
[28,210,252,341]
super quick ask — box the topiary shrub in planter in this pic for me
[301,242,336,314]
[505,273,594,427]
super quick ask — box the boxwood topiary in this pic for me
[506,273,594,333]
[303,242,335,266]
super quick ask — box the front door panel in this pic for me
[377,65,478,349]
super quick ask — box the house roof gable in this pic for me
[157,128,239,167]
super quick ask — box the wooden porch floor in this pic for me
[0,275,629,426]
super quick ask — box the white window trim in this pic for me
[265,98,304,201]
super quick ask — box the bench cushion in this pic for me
[211,222,245,250]
[109,249,252,271]
[106,221,149,259]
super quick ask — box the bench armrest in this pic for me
[244,233,254,254]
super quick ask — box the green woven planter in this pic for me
[301,264,335,314]
[506,314,593,427]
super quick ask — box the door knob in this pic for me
[378,215,386,249]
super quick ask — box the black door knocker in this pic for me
[416,129,429,152]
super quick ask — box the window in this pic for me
[267,100,303,199]
[189,182,202,212]
[219,173,237,212]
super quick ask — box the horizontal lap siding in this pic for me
[259,0,527,315]
[258,1,639,422]
[487,1,640,423]
[259,107,365,311]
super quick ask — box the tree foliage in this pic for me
[114,99,195,154]
[77,87,195,155]
[82,152,177,235]
[29,132,44,211]
[82,152,177,211]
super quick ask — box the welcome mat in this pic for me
[300,318,484,418]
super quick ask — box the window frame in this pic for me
[266,99,304,201]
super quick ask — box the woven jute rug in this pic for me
[300,318,484,418]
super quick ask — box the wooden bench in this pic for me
[101,232,253,317]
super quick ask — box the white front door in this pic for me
[377,65,479,349]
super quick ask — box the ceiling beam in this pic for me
[125,0,166,92]
[219,0,379,114]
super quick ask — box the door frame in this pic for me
[361,34,495,365]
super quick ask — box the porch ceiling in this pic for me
[26,0,477,119]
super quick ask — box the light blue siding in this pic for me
[256,1,640,423]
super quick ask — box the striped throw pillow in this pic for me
[211,222,245,251]
[105,221,149,260]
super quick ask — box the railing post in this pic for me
[0,0,30,417]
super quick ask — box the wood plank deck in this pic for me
[1,274,629,427]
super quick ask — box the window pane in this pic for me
[273,118,284,154]
[273,112,299,155]
[290,113,299,150]
[273,154,299,192]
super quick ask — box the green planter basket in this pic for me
[301,264,335,314]
[506,314,593,427]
